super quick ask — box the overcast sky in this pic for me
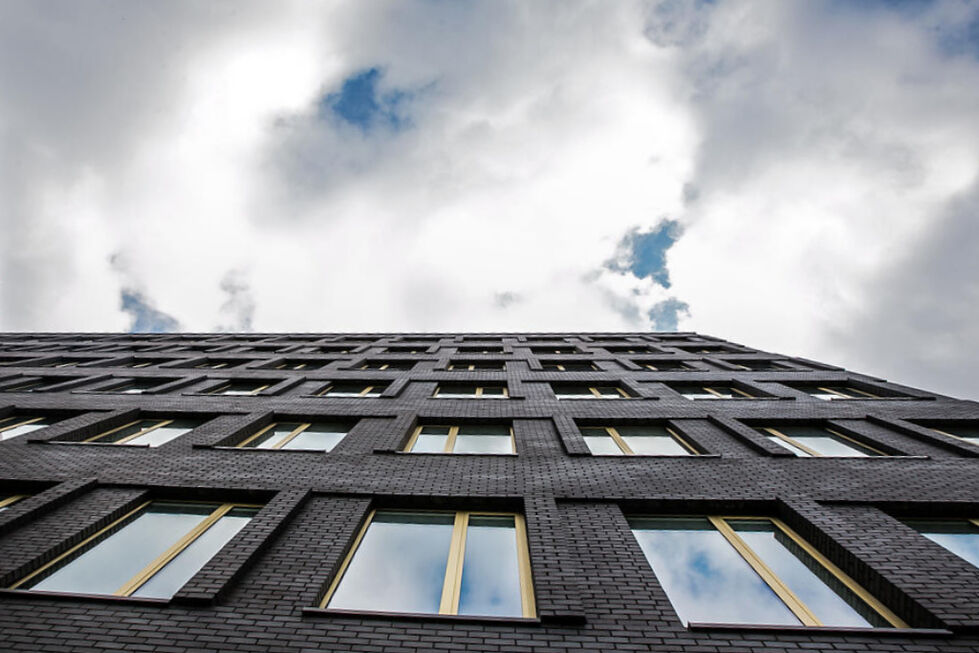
[1,1,977,399]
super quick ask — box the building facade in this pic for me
[0,331,977,652]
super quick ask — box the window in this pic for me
[320,510,535,618]
[207,380,271,396]
[193,359,244,370]
[629,516,906,628]
[580,426,699,456]
[101,378,175,394]
[530,347,576,355]
[318,346,352,354]
[236,421,348,451]
[0,494,28,511]
[36,358,93,368]
[925,423,979,446]
[795,385,880,400]
[448,361,506,371]
[456,346,504,354]
[405,425,514,454]
[385,347,426,354]
[605,346,651,354]
[541,362,597,371]
[121,358,173,368]
[905,519,979,568]
[0,415,66,440]
[552,384,629,399]
[274,360,324,371]
[317,382,386,397]
[757,425,886,457]
[11,501,258,599]
[725,360,790,371]
[433,383,508,398]
[78,419,199,447]
[1,377,75,393]
[360,361,415,371]
[674,345,735,354]
[634,360,694,371]
[672,384,754,399]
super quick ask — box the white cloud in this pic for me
[1,1,978,398]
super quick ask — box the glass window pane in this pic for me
[617,426,691,456]
[282,423,347,451]
[24,502,213,596]
[458,516,523,617]
[412,434,448,453]
[766,435,814,457]
[93,420,165,444]
[242,423,301,449]
[328,512,456,614]
[729,519,887,627]
[771,426,878,457]
[453,433,512,454]
[594,386,623,397]
[132,507,257,599]
[629,517,800,626]
[0,417,58,440]
[583,435,624,455]
[906,520,979,568]
[125,419,198,447]
[932,425,979,446]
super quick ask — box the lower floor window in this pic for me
[404,425,514,454]
[321,510,535,618]
[79,419,199,447]
[629,516,906,628]
[0,415,63,440]
[11,501,259,599]
[0,494,28,511]
[905,519,979,568]
[236,421,348,451]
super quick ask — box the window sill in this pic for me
[386,451,518,457]
[781,455,930,461]
[302,607,540,625]
[39,440,151,448]
[205,445,332,454]
[687,622,952,637]
[582,453,721,459]
[0,588,169,606]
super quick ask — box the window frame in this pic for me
[236,421,347,451]
[631,514,907,629]
[927,424,979,446]
[403,425,516,454]
[82,419,192,446]
[676,384,754,399]
[319,509,536,618]
[806,385,880,400]
[207,381,270,396]
[0,416,53,438]
[432,384,509,398]
[316,382,385,398]
[582,425,700,456]
[760,426,887,457]
[541,362,597,371]
[9,500,261,598]
[0,494,28,510]
[447,361,506,371]
[553,384,630,399]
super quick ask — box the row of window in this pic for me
[0,377,915,401]
[3,413,976,455]
[2,494,978,628]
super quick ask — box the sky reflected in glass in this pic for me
[126,419,198,447]
[906,520,979,568]
[763,426,877,457]
[458,516,522,616]
[282,423,347,451]
[618,426,690,455]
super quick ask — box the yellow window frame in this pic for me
[929,426,979,447]
[598,426,699,455]
[588,386,629,398]
[236,421,321,449]
[404,425,516,454]
[9,501,261,596]
[210,382,270,396]
[814,386,879,399]
[761,426,887,457]
[0,416,47,436]
[433,385,509,398]
[319,509,536,618]
[84,419,176,445]
[0,494,29,510]
[317,383,380,397]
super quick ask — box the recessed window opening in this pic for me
[405,425,515,454]
[237,421,349,451]
[757,426,886,457]
[580,425,699,456]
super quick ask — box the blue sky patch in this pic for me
[320,67,412,133]
[121,289,179,333]
[608,219,683,289]
[648,297,691,331]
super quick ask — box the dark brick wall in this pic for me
[0,331,977,651]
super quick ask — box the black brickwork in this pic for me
[0,331,976,651]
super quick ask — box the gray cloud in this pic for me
[216,270,256,332]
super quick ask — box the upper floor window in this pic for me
[273,359,325,371]
[671,384,754,400]
[757,425,886,457]
[11,501,258,599]
[317,382,386,398]
[0,415,68,440]
[580,425,700,456]
[35,358,94,368]
[1,377,77,393]
[673,344,737,354]
[0,494,28,511]
[905,519,979,568]
[236,421,349,451]
[530,347,577,355]
[359,361,415,371]
[794,384,881,400]
[318,346,353,354]
[100,378,176,394]
[634,360,694,371]
[541,362,597,371]
[552,384,629,399]
[924,423,979,446]
[456,346,504,354]
[121,358,175,368]
[405,425,514,454]
[207,380,271,396]
[385,347,426,354]
[320,510,535,618]
[629,516,906,628]
[448,361,506,371]
[604,346,653,354]
[77,419,200,447]
[724,359,791,371]
[433,383,508,398]
[192,359,246,370]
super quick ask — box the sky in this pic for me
[0,0,977,399]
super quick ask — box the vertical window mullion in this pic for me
[444,426,459,453]
[237,422,278,448]
[708,516,821,626]
[115,503,234,597]
[606,427,634,455]
[475,387,483,397]
[0,494,27,509]
[704,387,724,398]
[273,423,311,450]
[824,428,888,456]
[439,512,469,615]
[589,387,602,398]
[667,427,700,454]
